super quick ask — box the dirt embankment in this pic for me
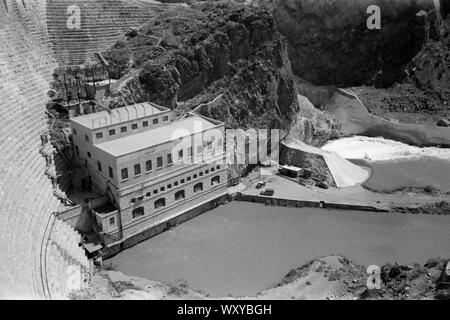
[323,88,450,147]
[291,78,450,147]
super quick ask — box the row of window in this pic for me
[131,180,219,219]
[120,142,223,182]
[72,115,170,141]
[129,167,221,204]
[75,147,223,184]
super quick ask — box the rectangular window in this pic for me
[85,135,89,142]
[205,169,209,174]
[109,129,116,136]
[131,198,136,204]
[87,152,91,158]
[181,179,185,184]
[163,116,169,122]
[199,172,203,177]
[143,121,149,127]
[109,167,113,178]
[153,190,158,195]
[193,174,198,179]
[160,186,165,192]
[167,184,172,189]
[72,128,77,135]
[97,161,102,172]
[217,138,223,148]
[109,217,115,225]
[167,153,173,165]
[174,181,179,187]
[134,164,141,176]
[187,177,191,181]
[188,147,193,157]
[132,207,145,219]
[121,126,127,133]
[153,118,159,125]
[121,168,128,180]
[96,132,103,139]
[211,167,215,172]
[146,160,152,172]
[132,123,138,130]
[138,196,144,201]
[216,165,221,170]
[157,156,163,168]
[146,192,151,197]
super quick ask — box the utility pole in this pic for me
[92,67,96,98]
[63,72,69,104]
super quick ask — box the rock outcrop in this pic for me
[272,0,437,87]
[104,2,300,130]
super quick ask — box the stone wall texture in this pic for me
[0,0,161,299]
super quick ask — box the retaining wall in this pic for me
[236,193,385,212]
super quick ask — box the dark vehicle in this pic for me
[437,259,450,290]
[256,181,266,189]
[316,182,329,189]
[260,188,275,196]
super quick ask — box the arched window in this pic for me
[154,198,166,209]
[175,190,185,201]
[211,175,220,186]
[194,182,203,193]
[132,207,144,219]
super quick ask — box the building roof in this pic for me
[95,115,221,157]
[279,164,302,172]
[71,102,169,130]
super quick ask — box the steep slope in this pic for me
[272,0,436,86]
[102,2,300,130]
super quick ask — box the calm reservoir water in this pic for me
[364,157,450,192]
[108,202,450,297]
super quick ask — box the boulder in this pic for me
[437,119,450,127]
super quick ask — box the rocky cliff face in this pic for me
[272,0,436,87]
[104,2,299,130]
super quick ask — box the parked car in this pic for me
[260,188,275,196]
[316,182,329,189]
[255,181,266,189]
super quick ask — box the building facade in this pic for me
[70,102,227,243]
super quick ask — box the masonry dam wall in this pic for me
[0,0,165,299]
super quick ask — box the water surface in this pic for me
[108,202,450,297]
[364,157,450,192]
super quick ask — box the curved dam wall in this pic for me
[0,0,164,299]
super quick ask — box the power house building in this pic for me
[70,102,228,244]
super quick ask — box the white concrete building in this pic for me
[70,102,227,243]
